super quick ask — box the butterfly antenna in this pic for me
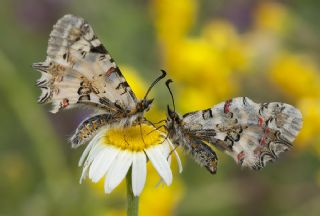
[146,124,167,136]
[165,79,176,112]
[143,70,167,99]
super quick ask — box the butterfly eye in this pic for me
[174,114,180,122]
[136,103,142,111]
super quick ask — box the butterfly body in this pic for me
[70,101,154,147]
[167,107,218,174]
[166,97,302,173]
[71,114,113,146]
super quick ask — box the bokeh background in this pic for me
[1,0,320,215]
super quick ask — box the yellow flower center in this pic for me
[102,124,164,151]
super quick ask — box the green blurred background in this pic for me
[1,0,320,215]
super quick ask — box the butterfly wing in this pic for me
[182,97,302,170]
[33,14,138,113]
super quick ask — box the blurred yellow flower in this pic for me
[254,2,292,35]
[121,66,147,98]
[297,98,320,150]
[152,0,249,115]
[270,53,320,100]
[151,0,197,45]
[202,21,249,72]
[164,36,238,112]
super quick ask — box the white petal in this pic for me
[167,140,183,173]
[104,150,133,193]
[78,129,107,166]
[145,145,172,185]
[79,163,89,184]
[132,152,147,196]
[155,178,166,188]
[79,144,105,183]
[160,141,171,158]
[168,154,172,166]
[78,139,96,167]
[83,143,105,167]
[89,146,120,182]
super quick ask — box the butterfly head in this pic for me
[165,79,182,130]
[165,105,184,145]
[136,98,154,113]
[167,105,181,123]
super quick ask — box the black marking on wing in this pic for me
[90,44,107,54]
[202,109,213,120]
[90,35,98,41]
[36,79,47,87]
[114,67,123,76]
[99,54,106,61]
[259,103,269,115]
[77,86,91,95]
[38,87,50,103]
[182,111,198,118]
[223,136,235,150]
[78,95,90,102]
[116,81,130,95]
[114,101,124,110]
[99,97,114,106]
[80,51,87,58]
[116,81,129,89]
[242,97,248,105]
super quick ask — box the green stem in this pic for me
[126,168,139,216]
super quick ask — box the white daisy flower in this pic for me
[78,123,182,196]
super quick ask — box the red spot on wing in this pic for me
[260,127,270,145]
[237,151,245,162]
[260,136,266,145]
[258,116,264,127]
[224,99,232,113]
[265,127,270,134]
[61,98,69,108]
[106,67,116,77]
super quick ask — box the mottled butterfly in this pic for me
[165,80,303,173]
[32,15,166,148]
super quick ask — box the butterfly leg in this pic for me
[139,122,147,145]
[150,119,167,125]
[146,125,167,135]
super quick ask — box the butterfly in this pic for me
[32,14,166,148]
[164,80,303,173]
